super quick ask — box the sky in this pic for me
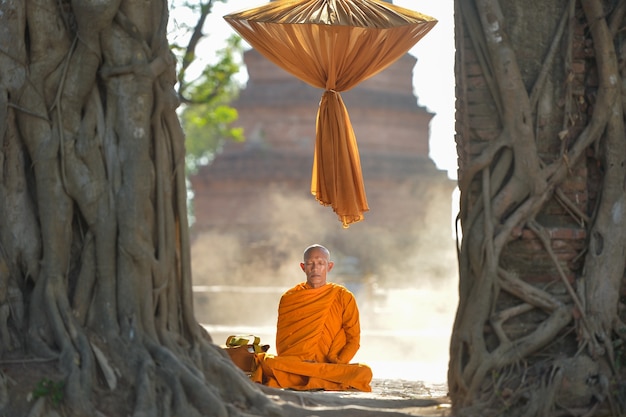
[171,0,457,179]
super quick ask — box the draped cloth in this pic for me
[224,0,437,227]
[252,282,373,391]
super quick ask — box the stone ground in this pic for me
[263,378,452,417]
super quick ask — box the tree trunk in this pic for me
[0,0,281,415]
[451,0,626,415]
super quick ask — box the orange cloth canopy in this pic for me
[224,0,437,227]
[252,282,372,391]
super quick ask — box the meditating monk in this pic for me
[251,244,373,391]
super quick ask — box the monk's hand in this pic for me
[327,355,339,364]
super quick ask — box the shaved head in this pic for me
[303,244,330,262]
[301,244,334,288]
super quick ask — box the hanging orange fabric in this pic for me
[224,0,437,227]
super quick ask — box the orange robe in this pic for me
[252,282,372,391]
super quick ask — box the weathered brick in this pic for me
[190,49,457,289]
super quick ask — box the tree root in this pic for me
[0,370,10,411]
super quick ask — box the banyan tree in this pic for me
[0,0,281,415]
[451,0,626,416]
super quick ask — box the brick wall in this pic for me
[189,48,457,289]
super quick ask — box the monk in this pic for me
[252,244,373,391]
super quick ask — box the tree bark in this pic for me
[451,0,626,415]
[0,0,282,415]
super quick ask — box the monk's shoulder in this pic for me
[282,282,307,296]
[328,282,347,291]
[329,283,356,300]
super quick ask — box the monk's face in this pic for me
[300,248,334,289]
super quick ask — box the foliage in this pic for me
[169,0,246,173]
[179,36,245,173]
[31,378,64,407]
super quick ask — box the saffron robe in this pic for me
[252,282,372,391]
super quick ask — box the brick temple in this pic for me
[189,13,456,289]
[190,49,455,284]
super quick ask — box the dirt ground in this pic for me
[0,358,451,417]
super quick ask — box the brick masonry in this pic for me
[189,47,457,289]
[191,49,453,225]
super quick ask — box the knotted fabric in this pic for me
[225,0,437,227]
